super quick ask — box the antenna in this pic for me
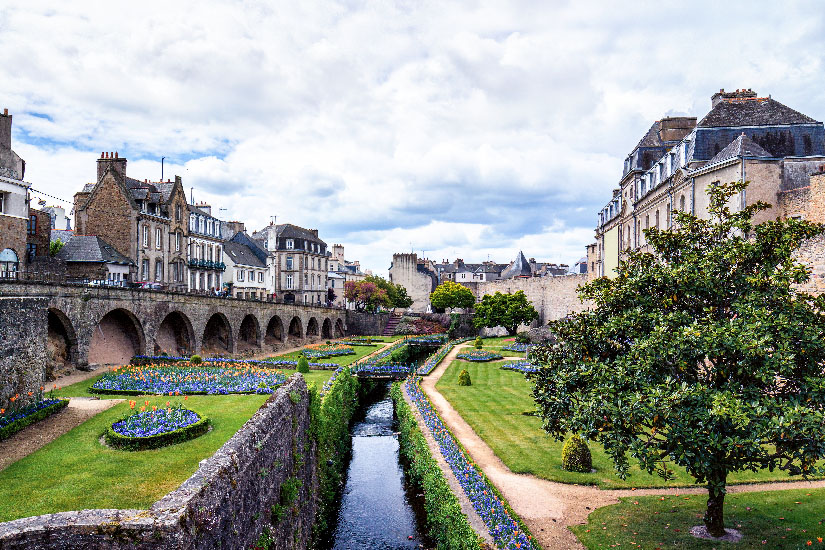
[161,157,165,181]
[190,187,194,204]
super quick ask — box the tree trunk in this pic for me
[703,473,727,537]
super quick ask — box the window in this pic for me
[666,204,671,228]
[286,239,294,250]
[0,193,5,213]
[645,215,649,230]
[190,272,196,288]
[248,270,253,281]
[304,273,308,287]
[142,259,149,279]
[258,271,263,283]
[199,217,204,233]
[679,195,686,212]
[304,294,308,304]
[27,243,36,262]
[208,246,213,262]
[190,216,196,231]
[27,214,37,236]
[176,205,182,222]
[238,269,244,282]
[0,248,19,276]
[175,232,181,252]
[142,225,149,247]
[655,210,660,229]
[216,246,221,259]
[154,260,163,281]
[286,274,293,289]
[286,256,293,270]
[155,228,162,249]
[215,222,220,236]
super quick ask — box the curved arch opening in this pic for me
[335,319,345,338]
[156,311,195,356]
[237,314,261,351]
[288,316,303,341]
[322,318,333,339]
[89,308,145,365]
[265,315,285,345]
[203,313,233,354]
[306,317,319,338]
[47,308,78,374]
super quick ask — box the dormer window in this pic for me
[286,239,294,250]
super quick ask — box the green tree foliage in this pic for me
[49,239,64,257]
[344,280,390,312]
[297,356,310,374]
[532,180,825,538]
[430,280,475,311]
[365,275,414,309]
[474,337,483,350]
[472,291,538,336]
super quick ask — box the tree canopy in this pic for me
[430,280,475,311]
[344,280,389,312]
[365,275,413,309]
[472,290,538,336]
[531,180,825,538]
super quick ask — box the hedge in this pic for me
[103,411,211,451]
[0,399,69,441]
[391,383,482,549]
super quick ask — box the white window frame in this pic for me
[238,269,244,282]
[286,239,294,250]
[175,232,181,252]
[142,225,149,247]
[155,228,162,250]
[286,274,293,289]
[0,192,5,214]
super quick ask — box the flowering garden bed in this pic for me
[406,335,448,346]
[501,343,532,353]
[131,355,338,369]
[500,361,538,375]
[0,399,69,441]
[105,404,210,451]
[89,364,286,395]
[350,363,413,377]
[301,344,356,359]
[456,350,503,362]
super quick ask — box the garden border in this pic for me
[103,410,211,451]
[0,399,69,441]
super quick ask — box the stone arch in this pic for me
[288,316,303,341]
[89,308,145,365]
[202,313,233,354]
[306,317,319,338]
[265,315,285,345]
[237,314,261,351]
[155,311,195,356]
[334,318,345,338]
[321,318,333,339]
[47,307,78,371]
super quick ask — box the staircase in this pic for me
[383,314,401,336]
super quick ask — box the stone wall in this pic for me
[389,253,437,313]
[0,215,26,273]
[345,310,389,335]
[0,297,47,410]
[475,274,591,325]
[0,374,317,550]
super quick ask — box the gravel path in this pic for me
[0,397,123,473]
[421,343,825,550]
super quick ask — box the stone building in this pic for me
[56,235,134,283]
[0,108,29,278]
[593,89,825,277]
[252,223,329,305]
[223,240,268,300]
[327,244,368,308]
[188,203,226,293]
[388,253,438,312]
[26,208,51,264]
[73,153,190,290]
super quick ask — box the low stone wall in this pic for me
[0,297,48,410]
[475,274,591,325]
[0,375,317,550]
[345,310,389,335]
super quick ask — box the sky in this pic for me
[3,1,825,276]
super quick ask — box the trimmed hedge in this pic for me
[561,434,592,473]
[0,399,69,441]
[391,383,482,549]
[103,411,211,451]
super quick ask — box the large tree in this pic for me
[473,290,538,336]
[344,280,390,312]
[430,280,475,311]
[532,180,825,538]
[365,275,414,309]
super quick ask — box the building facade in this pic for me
[223,240,268,300]
[0,109,29,278]
[188,203,225,293]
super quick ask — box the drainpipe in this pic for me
[741,156,746,211]
[690,178,696,215]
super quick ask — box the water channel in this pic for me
[328,383,431,549]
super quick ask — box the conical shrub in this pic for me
[458,369,472,386]
[297,356,310,374]
[561,434,592,472]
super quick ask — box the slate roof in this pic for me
[51,229,74,245]
[56,236,134,265]
[275,224,327,246]
[705,133,772,165]
[635,121,663,149]
[500,251,533,279]
[698,98,819,128]
[223,241,267,268]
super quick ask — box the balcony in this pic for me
[188,259,226,271]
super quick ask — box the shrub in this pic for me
[562,434,592,473]
[297,356,310,374]
[458,369,472,386]
[0,399,69,441]
[104,409,210,451]
[474,337,483,349]
[515,332,530,344]
[190,354,202,365]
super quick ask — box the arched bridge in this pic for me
[0,282,347,368]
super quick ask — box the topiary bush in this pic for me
[515,332,530,344]
[458,369,472,386]
[474,337,483,349]
[562,434,592,473]
[190,354,202,365]
[297,356,310,374]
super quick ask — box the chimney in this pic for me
[96,150,127,183]
[0,108,11,150]
[711,88,758,108]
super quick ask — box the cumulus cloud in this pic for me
[3,0,825,274]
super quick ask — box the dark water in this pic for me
[329,385,429,549]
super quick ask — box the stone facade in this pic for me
[475,274,591,325]
[0,297,48,410]
[388,253,437,313]
[0,375,317,550]
[253,224,329,306]
[25,208,51,264]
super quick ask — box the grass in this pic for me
[475,336,526,356]
[572,489,825,549]
[267,337,397,367]
[436,359,819,489]
[0,394,268,522]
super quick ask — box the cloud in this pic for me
[3,0,825,276]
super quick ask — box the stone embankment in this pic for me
[0,375,317,550]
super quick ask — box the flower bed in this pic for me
[406,335,448,346]
[131,355,338,369]
[501,343,532,353]
[404,379,538,549]
[416,337,473,375]
[500,361,538,375]
[105,404,210,451]
[0,399,69,441]
[301,344,356,359]
[89,364,287,395]
[456,350,503,362]
[351,363,413,377]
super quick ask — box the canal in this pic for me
[328,383,431,549]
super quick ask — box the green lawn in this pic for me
[267,338,397,367]
[0,394,268,522]
[436,360,818,488]
[573,489,825,549]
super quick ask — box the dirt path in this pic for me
[420,343,825,550]
[0,397,123,472]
